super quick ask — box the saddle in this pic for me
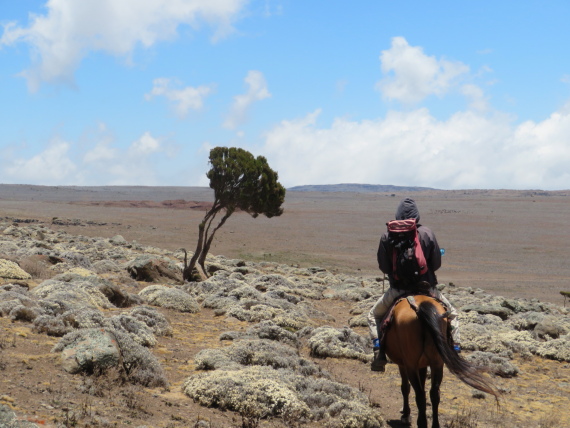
[377,285,451,346]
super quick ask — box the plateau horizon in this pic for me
[1,183,568,197]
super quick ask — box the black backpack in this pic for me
[387,219,428,287]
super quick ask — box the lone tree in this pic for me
[183,147,286,281]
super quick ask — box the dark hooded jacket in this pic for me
[377,198,441,288]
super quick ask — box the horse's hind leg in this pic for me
[408,370,428,428]
[429,366,443,428]
[398,366,412,425]
[419,367,428,387]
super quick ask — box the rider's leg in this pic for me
[368,287,404,371]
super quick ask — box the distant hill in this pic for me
[288,183,438,193]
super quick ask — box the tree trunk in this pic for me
[182,222,203,281]
[197,210,233,274]
[183,205,221,281]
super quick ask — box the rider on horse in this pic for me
[368,198,460,372]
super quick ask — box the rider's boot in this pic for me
[371,346,387,372]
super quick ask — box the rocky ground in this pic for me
[0,218,569,428]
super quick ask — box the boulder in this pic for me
[501,298,547,314]
[461,304,513,320]
[534,316,568,339]
[53,327,168,387]
[126,256,182,283]
[109,235,128,246]
[464,351,519,378]
[56,328,121,374]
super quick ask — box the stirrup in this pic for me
[371,359,386,372]
[371,354,387,372]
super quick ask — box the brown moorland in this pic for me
[0,184,569,428]
[1,184,569,305]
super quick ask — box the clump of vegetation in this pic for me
[139,284,200,312]
[245,320,299,346]
[308,326,371,362]
[19,256,55,279]
[183,365,384,427]
[194,339,323,376]
[52,328,168,388]
[129,305,173,337]
[106,314,157,347]
[444,407,480,428]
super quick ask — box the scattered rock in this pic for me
[126,256,182,283]
[109,235,127,246]
[534,316,568,339]
[464,351,519,378]
[54,328,121,374]
[53,327,168,387]
[461,304,514,320]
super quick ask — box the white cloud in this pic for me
[128,132,162,156]
[1,129,176,185]
[83,131,168,184]
[224,70,271,129]
[4,139,77,184]
[1,0,247,91]
[461,84,488,111]
[376,37,470,104]
[146,78,213,117]
[260,105,570,191]
[508,104,570,188]
[83,141,117,163]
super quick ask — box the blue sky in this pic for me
[1,0,569,190]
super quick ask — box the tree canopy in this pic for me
[183,147,286,280]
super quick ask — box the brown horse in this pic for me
[384,295,498,428]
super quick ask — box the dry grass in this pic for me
[18,256,56,280]
[443,407,480,428]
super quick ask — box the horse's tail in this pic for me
[417,301,499,400]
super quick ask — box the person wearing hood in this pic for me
[367,197,460,372]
